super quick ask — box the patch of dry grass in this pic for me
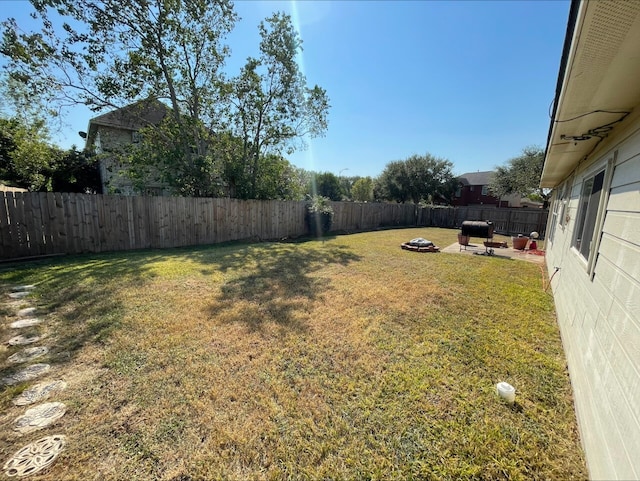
[0,228,586,480]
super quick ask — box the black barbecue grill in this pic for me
[459,220,495,253]
[461,220,494,239]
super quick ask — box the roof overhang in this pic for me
[541,0,640,188]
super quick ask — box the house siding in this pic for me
[546,120,640,480]
[94,125,167,195]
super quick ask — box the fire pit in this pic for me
[400,237,440,252]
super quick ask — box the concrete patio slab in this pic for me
[441,242,546,265]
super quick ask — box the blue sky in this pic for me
[1,0,570,178]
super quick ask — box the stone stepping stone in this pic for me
[13,381,67,407]
[8,347,49,364]
[10,319,43,329]
[7,335,43,346]
[17,307,37,317]
[2,364,51,386]
[9,291,31,299]
[11,285,36,292]
[13,402,67,434]
[3,434,66,477]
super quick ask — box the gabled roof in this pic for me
[89,99,169,131]
[458,171,494,186]
[541,0,640,188]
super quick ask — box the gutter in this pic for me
[541,0,582,183]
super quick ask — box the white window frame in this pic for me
[481,185,488,196]
[570,153,615,276]
[548,188,561,243]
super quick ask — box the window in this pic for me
[548,189,561,242]
[132,131,141,143]
[549,181,569,243]
[572,169,605,260]
[455,186,461,197]
[481,185,488,196]
[558,181,570,229]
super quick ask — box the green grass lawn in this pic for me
[0,228,586,480]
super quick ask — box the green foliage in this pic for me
[305,194,334,236]
[229,12,330,199]
[50,148,101,193]
[1,0,236,119]
[1,114,100,192]
[2,0,236,195]
[490,146,550,204]
[252,154,307,200]
[2,2,330,200]
[351,176,374,202]
[375,153,456,204]
[122,116,226,197]
[0,115,59,190]
[311,171,342,201]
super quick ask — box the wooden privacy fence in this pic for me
[0,192,548,260]
[427,206,549,236]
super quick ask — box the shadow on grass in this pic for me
[1,239,362,383]
[0,252,160,384]
[203,241,361,333]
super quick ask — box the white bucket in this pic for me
[496,382,516,403]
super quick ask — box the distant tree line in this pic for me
[0,0,542,205]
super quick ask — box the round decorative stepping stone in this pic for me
[13,381,67,407]
[17,308,37,317]
[14,402,67,434]
[9,292,30,299]
[7,335,43,346]
[8,347,49,364]
[10,319,43,329]
[3,434,66,477]
[11,285,36,292]
[2,364,51,386]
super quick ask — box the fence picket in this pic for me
[0,193,548,260]
[0,193,14,258]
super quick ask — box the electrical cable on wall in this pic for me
[554,109,630,123]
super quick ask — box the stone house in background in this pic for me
[542,0,640,478]
[83,99,169,195]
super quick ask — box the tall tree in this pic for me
[312,172,342,201]
[253,154,306,200]
[229,12,329,199]
[375,160,410,203]
[375,153,456,204]
[338,175,359,201]
[490,146,550,206]
[121,116,226,197]
[1,0,237,177]
[351,176,374,202]
[0,116,58,191]
[50,148,102,193]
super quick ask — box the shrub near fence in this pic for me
[0,192,547,260]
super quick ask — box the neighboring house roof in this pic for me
[0,184,28,193]
[458,171,494,186]
[519,197,543,208]
[85,99,169,150]
[541,0,640,188]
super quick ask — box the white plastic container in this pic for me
[496,382,516,403]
